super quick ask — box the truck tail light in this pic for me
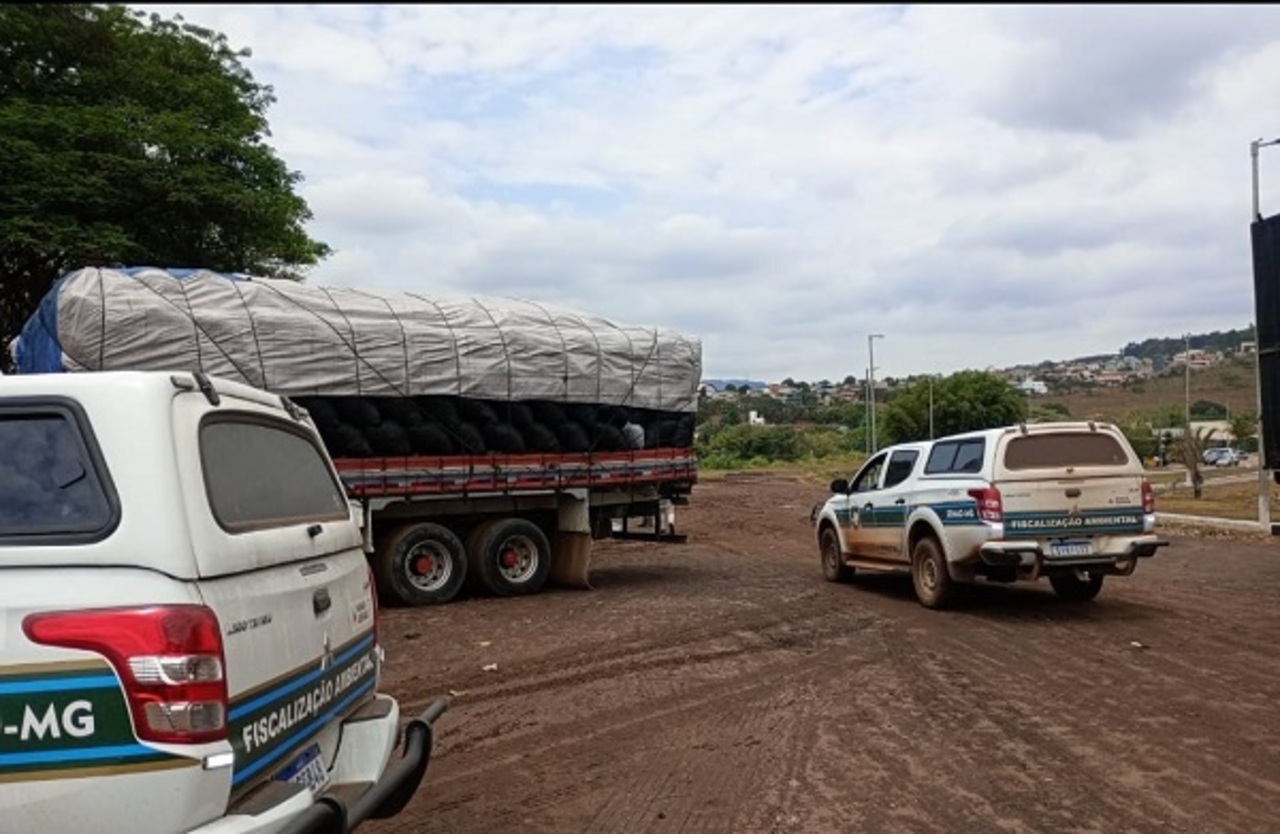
[24,605,228,744]
[1141,479,1155,514]
[967,486,1003,523]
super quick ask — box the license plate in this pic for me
[275,742,329,795]
[1048,540,1094,558]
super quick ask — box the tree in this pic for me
[1173,427,1217,499]
[1189,399,1228,421]
[0,4,330,355]
[1114,410,1157,460]
[880,370,1025,444]
[1228,411,1258,450]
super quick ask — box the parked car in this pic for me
[1203,447,1244,467]
[0,370,445,834]
[813,421,1168,608]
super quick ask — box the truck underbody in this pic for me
[337,448,698,604]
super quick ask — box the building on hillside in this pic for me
[1017,379,1049,396]
[1190,419,1235,444]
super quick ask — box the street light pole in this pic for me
[868,334,884,453]
[1250,137,1280,531]
[864,368,871,455]
[1251,138,1280,220]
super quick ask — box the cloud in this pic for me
[134,3,1280,383]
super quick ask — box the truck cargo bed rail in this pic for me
[334,449,698,499]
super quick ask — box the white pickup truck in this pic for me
[813,421,1169,609]
[0,370,445,833]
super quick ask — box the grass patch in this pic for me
[1155,474,1279,521]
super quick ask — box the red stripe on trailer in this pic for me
[332,449,698,498]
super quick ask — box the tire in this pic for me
[911,535,955,610]
[327,423,372,458]
[1049,572,1104,602]
[820,526,855,583]
[366,420,412,456]
[466,517,552,597]
[374,523,468,606]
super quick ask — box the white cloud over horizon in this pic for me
[145,3,1280,383]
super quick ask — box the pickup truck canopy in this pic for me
[13,266,702,413]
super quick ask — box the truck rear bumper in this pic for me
[977,535,1169,572]
[275,698,448,834]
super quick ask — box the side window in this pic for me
[925,441,959,474]
[201,416,350,532]
[953,440,986,473]
[883,449,919,489]
[0,401,118,543]
[925,439,986,475]
[851,453,887,492]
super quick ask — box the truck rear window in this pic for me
[0,405,117,542]
[1003,432,1131,470]
[200,416,350,532]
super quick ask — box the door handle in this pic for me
[894,498,906,505]
[313,588,331,616]
[862,503,874,511]
[1065,488,1082,498]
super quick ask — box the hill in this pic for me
[1041,354,1259,425]
[1119,327,1254,362]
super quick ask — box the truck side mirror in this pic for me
[830,478,849,494]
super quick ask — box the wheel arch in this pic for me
[907,514,945,561]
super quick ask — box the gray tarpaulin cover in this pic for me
[45,267,702,413]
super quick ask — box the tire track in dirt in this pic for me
[365,475,1280,834]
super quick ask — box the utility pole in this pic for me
[1183,332,1191,430]
[868,334,884,453]
[928,375,934,440]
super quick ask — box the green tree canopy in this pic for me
[1189,399,1228,420]
[1228,411,1257,447]
[0,4,329,352]
[880,370,1026,444]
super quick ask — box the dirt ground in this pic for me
[367,471,1280,834]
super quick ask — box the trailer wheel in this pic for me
[375,523,468,606]
[467,518,552,597]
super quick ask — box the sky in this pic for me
[143,3,1280,383]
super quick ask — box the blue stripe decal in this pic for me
[0,675,118,696]
[228,634,374,722]
[231,676,377,785]
[0,743,156,768]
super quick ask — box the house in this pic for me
[1017,379,1048,396]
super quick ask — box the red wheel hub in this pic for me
[501,548,519,569]
[415,555,435,574]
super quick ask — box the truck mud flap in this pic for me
[551,531,594,589]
